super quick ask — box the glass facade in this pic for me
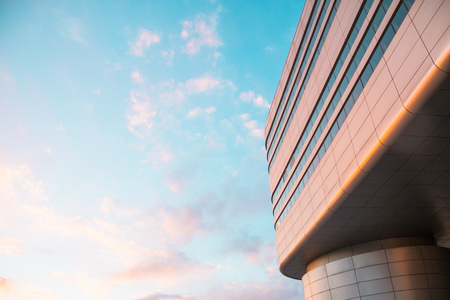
[271,0,377,205]
[265,0,321,149]
[267,0,342,172]
[273,0,415,229]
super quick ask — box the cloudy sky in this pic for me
[0,0,305,299]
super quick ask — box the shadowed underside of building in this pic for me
[265,0,450,298]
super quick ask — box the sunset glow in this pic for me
[0,1,305,299]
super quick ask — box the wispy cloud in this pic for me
[38,146,52,155]
[244,120,264,139]
[187,106,216,118]
[126,90,157,138]
[157,75,233,107]
[0,236,24,255]
[0,277,12,291]
[185,75,233,94]
[0,165,49,202]
[54,10,88,45]
[165,162,198,195]
[56,123,65,132]
[128,29,161,57]
[131,70,144,83]
[21,204,147,261]
[181,12,223,55]
[150,145,175,166]
[237,237,275,265]
[240,91,270,108]
[105,60,123,72]
[52,271,112,300]
[134,293,198,300]
[161,50,174,65]
[99,197,140,217]
[180,21,192,39]
[158,206,203,245]
[111,249,215,284]
[166,176,185,194]
[132,274,301,300]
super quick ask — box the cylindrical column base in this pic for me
[302,238,450,300]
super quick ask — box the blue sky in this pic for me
[0,0,305,299]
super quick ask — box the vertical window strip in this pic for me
[274,0,414,229]
[271,0,375,204]
[265,0,321,150]
[266,0,335,161]
[267,0,372,171]
[273,0,389,216]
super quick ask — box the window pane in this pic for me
[382,0,393,12]
[352,79,364,100]
[356,11,366,32]
[342,43,350,60]
[331,123,339,138]
[403,0,415,10]
[360,64,373,86]
[344,99,354,116]
[363,26,375,50]
[372,8,385,32]
[392,3,408,33]
[381,25,395,52]
[337,111,346,127]
[347,61,357,79]
[354,47,365,66]
[371,45,383,68]
[349,29,358,48]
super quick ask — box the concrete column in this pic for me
[301,238,450,300]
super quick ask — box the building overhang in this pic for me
[278,53,450,279]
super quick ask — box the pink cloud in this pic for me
[132,275,301,300]
[243,243,276,265]
[134,293,198,300]
[159,89,186,104]
[128,29,161,57]
[180,21,192,39]
[0,165,49,202]
[161,50,174,65]
[99,197,139,216]
[239,113,250,121]
[52,271,112,300]
[244,120,264,139]
[38,146,52,155]
[185,75,233,94]
[131,70,144,83]
[111,250,215,283]
[159,207,203,244]
[240,90,270,108]
[56,123,65,132]
[126,90,157,138]
[166,177,184,194]
[228,231,276,265]
[20,204,146,260]
[0,236,24,255]
[208,137,217,148]
[0,277,11,291]
[187,106,216,118]
[181,13,222,55]
[151,145,175,164]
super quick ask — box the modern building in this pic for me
[265,0,450,298]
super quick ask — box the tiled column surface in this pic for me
[301,238,450,300]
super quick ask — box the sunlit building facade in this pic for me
[265,0,450,298]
